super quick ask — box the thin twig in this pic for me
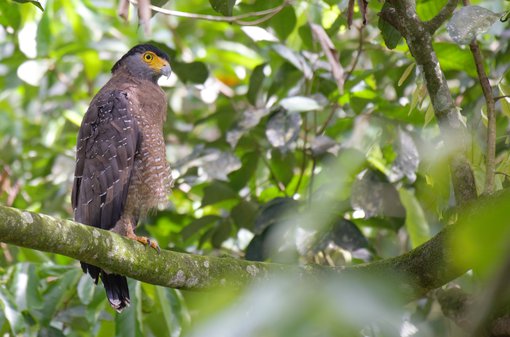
[294,117,309,196]
[462,0,496,194]
[344,25,364,86]
[495,95,510,102]
[424,0,459,34]
[128,0,291,25]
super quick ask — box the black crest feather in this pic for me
[111,44,170,73]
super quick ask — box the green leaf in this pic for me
[269,6,296,41]
[434,42,477,77]
[0,285,25,335]
[212,218,233,248]
[416,0,447,21]
[247,63,267,106]
[398,188,430,248]
[77,274,95,305]
[172,61,209,84]
[209,0,236,16]
[269,150,295,187]
[11,0,43,11]
[378,3,402,50]
[181,215,221,240]
[201,181,238,207]
[38,269,81,325]
[35,6,51,56]
[116,281,143,337]
[0,1,22,28]
[398,63,415,87]
[231,200,258,229]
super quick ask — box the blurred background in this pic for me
[1,0,510,336]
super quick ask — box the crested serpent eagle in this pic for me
[72,44,172,312]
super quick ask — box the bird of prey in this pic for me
[71,44,172,312]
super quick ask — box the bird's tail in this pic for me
[81,262,130,312]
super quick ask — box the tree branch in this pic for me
[424,0,458,34]
[380,0,477,205]
[0,205,466,299]
[462,0,496,195]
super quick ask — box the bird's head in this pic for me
[111,44,171,82]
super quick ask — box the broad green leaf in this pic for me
[231,200,258,229]
[81,50,102,81]
[416,0,447,21]
[0,285,25,335]
[201,181,238,207]
[209,0,236,16]
[453,191,510,277]
[35,7,51,56]
[181,215,221,240]
[269,6,297,41]
[116,281,143,337]
[172,61,209,84]
[11,0,43,11]
[269,150,295,187]
[77,274,95,305]
[398,188,430,248]
[247,63,267,106]
[212,218,233,248]
[434,43,477,77]
[378,3,402,50]
[38,269,81,325]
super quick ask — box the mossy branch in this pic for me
[0,205,466,299]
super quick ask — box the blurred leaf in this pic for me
[231,200,258,229]
[280,96,322,112]
[212,218,233,248]
[265,109,301,151]
[388,129,419,183]
[11,0,43,11]
[434,42,477,77]
[209,0,236,16]
[378,3,402,50]
[351,170,406,218]
[416,0,447,21]
[453,192,510,276]
[0,285,25,335]
[247,63,267,106]
[269,150,295,187]
[269,6,296,41]
[398,63,415,87]
[447,6,500,45]
[77,274,95,305]
[172,61,209,84]
[398,188,430,248]
[254,197,298,234]
[38,269,81,325]
[202,181,238,207]
[0,1,22,28]
[36,8,51,56]
[272,44,313,79]
[116,281,143,337]
[181,215,221,240]
[81,50,102,81]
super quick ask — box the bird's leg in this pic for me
[125,227,161,253]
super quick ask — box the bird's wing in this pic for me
[72,90,140,230]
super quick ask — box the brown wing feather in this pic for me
[72,89,140,230]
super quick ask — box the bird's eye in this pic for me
[143,53,154,62]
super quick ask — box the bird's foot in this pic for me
[127,233,161,253]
